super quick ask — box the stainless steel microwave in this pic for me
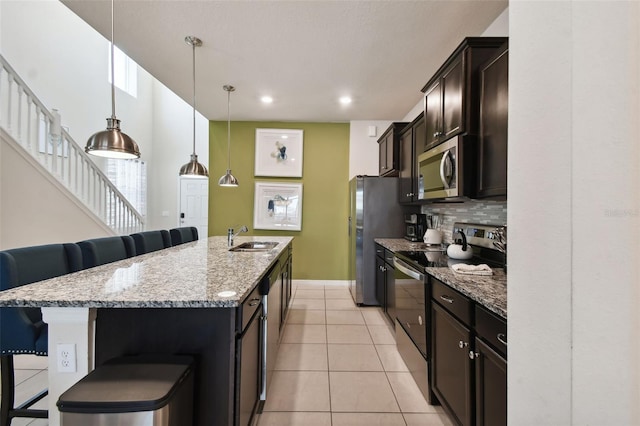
[417,135,474,201]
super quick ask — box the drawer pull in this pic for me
[497,333,507,346]
[248,298,260,307]
[440,295,454,304]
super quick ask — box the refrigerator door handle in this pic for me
[348,216,351,236]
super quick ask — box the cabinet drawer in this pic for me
[239,285,262,332]
[432,278,471,325]
[384,249,395,265]
[475,305,507,359]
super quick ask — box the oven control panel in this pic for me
[452,222,505,250]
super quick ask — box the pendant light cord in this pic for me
[192,39,197,156]
[227,88,231,169]
[110,0,116,120]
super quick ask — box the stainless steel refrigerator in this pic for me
[348,176,405,305]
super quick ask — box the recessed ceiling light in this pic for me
[339,96,352,105]
[261,96,273,104]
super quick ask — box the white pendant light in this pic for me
[85,0,140,159]
[218,85,238,187]
[179,36,209,178]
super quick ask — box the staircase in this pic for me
[0,55,144,235]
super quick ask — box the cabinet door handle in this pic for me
[469,351,480,360]
[458,340,468,349]
[440,295,454,304]
[497,333,507,346]
[248,298,260,307]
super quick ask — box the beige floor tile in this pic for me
[263,371,330,412]
[323,282,348,288]
[325,299,359,311]
[275,344,328,371]
[404,413,450,426]
[14,368,44,386]
[296,282,326,290]
[257,411,332,426]
[328,344,383,371]
[375,344,409,372]
[325,310,365,325]
[360,308,389,325]
[367,324,396,344]
[387,372,436,413]
[329,371,400,413]
[324,289,352,299]
[287,309,326,324]
[14,370,48,406]
[291,298,326,310]
[332,412,406,425]
[326,325,373,344]
[13,355,48,370]
[296,289,325,299]
[282,324,327,344]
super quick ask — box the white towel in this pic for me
[450,263,493,276]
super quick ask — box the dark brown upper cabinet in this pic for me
[477,42,509,199]
[422,37,507,152]
[378,122,408,177]
[399,113,425,203]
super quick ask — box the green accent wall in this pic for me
[208,121,350,280]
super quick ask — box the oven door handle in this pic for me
[393,257,425,281]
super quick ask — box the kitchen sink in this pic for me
[229,241,279,252]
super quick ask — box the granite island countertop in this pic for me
[0,236,293,309]
[375,238,507,319]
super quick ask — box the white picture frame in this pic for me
[254,128,303,177]
[253,182,303,231]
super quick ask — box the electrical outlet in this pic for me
[56,343,76,373]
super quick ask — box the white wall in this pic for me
[509,1,640,424]
[1,133,112,249]
[348,120,393,178]
[0,0,208,243]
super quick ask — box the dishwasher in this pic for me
[258,261,283,409]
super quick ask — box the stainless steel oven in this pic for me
[393,252,440,404]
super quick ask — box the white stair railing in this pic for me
[0,55,144,235]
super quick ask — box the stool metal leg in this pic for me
[1,355,15,426]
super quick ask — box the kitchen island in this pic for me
[0,236,293,426]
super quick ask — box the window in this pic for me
[108,45,138,98]
[106,158,147,218]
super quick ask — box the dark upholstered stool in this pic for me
[77,235,136,268]
[169,227,199,246]
[130,230,172,255]
[0,243,83,425]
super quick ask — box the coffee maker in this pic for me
[404,214,427,242]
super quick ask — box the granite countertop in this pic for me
[375,238,507,319]
[0,236,293,309]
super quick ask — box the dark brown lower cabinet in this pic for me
[474,337,507,426]
[432,303,473,426]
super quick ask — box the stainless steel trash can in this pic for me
[57,355,194,426]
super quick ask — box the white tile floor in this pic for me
[257,281,451,426]
[4,281,451,426]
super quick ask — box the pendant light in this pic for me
[179,36,209,178]
[85,0,140,159]
[218,85,238,187]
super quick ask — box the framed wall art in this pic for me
[253,182,303,231]
[254,128,303,177]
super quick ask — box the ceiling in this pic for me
[61,0,507,122]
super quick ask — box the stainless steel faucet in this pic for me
[227,225,248,247]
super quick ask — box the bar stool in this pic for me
[0,243,83,425]
[77,235,136,268]
[169,227,199,246]
[130,230,172,255]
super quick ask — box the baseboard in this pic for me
[293,279,350,287]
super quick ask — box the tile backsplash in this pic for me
[421,199,507,244]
